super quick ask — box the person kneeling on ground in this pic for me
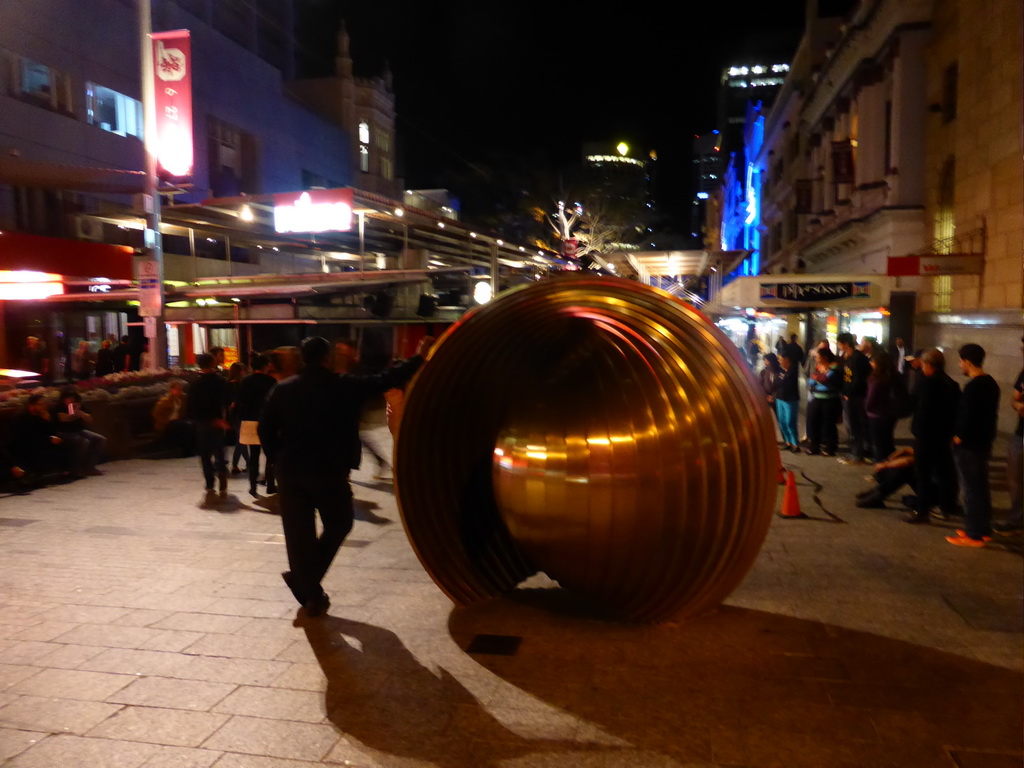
[855,447,916,508]
[52,387,106,476]
[151,379,196,457]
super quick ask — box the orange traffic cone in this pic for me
[778,470,806,518]
[778,462,786,485]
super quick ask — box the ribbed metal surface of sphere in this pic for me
[395,276,778,622]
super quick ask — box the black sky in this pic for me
[300,1,807,224]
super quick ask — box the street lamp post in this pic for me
[139,0,167,369]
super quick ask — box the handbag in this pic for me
[238,420,260,446]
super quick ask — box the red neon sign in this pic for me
[151,30,193,178]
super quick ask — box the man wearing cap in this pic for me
[259,335,432,617]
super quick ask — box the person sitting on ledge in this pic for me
[0,439,29,492]
[52,387,106,476]
[13,394,71,482]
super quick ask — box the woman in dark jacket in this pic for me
[759,353,783,437]
[233,354,277,496]
[758,353,782,399]
[226,362,249,474]
[864,351,896,463]
[774,351,801,451]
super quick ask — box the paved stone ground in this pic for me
[0,419,1021,767]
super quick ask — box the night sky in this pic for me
[299,1,806,226]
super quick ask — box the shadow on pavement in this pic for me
[351,478,394,492]
[250,494,281,515]
[441,588,1024,768]
[300,615,581,767]
[353,497,392,525]
[197,492,255,513]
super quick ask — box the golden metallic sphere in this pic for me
[395,276,778,622]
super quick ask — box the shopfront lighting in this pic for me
[240,205,254,222]
[0,270,64,300]
[474,281,493,304]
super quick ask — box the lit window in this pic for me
[19,57,72,113]
[934,275,952,313]
[359,144,369,173]
[86,83,143,139]
[358,121,370,144]
[21,60,51,98]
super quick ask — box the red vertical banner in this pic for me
[151,30,193,178]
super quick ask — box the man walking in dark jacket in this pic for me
[187,353,230,499]
[259,335,431,617]
[904,348,961,524]
[785,334,805,370]
[837,332,872,464]
[947,344,1000,546]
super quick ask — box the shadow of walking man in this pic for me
[300,615,582,767]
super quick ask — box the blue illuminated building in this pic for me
[720,101,765,282]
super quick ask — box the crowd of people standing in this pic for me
[753,331,1022,547]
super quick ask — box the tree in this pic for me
[549,198,645,269]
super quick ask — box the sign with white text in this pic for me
[760,281,871,303]
[273,188,354,233]
[151,30,193,177]
[887,254,985,277]
[138,260,162,317]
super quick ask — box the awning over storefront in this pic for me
[628,250,708,280]
[717,273,892,311]
[0,231,135,279]
[0,155,146,194]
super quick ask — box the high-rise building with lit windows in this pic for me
[579,141,657,251]
[717,62,789,163]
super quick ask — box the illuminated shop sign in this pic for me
[886,254,984,276]
[273,189,354,233]
[585,154,643,166]
[760,282,871,302]
[0,271,64,300]
[151,30,193,177]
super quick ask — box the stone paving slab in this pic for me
[0,422,1021,767]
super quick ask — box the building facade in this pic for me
[727,0,1022,433]
[286,24,398,199]
[0,0,378,370]
[913,0,1023,397]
